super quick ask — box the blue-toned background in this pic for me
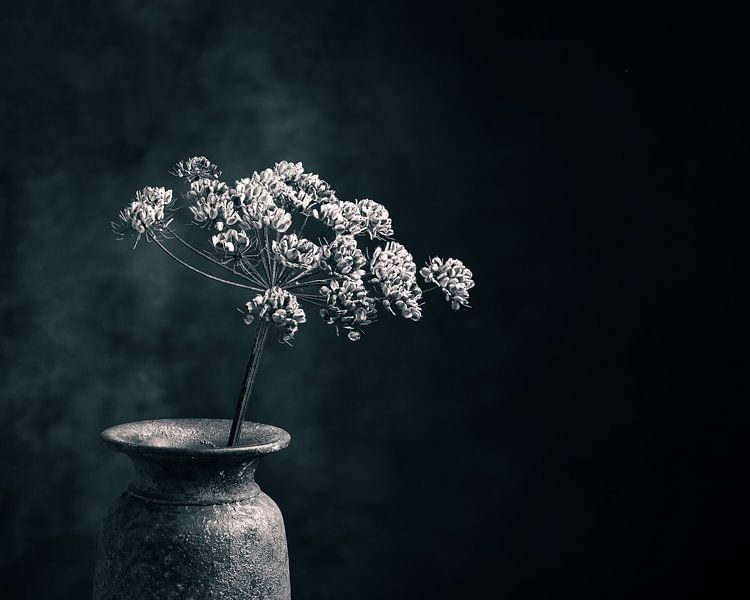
[0,1,744,598]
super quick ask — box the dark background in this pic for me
[0,1,745,598]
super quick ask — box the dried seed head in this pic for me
[272,234,322,271]
[420,257,475,310]
[369,241,423,321]
[244,287,307,344]
[171,156,221,182]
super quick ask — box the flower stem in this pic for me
[150,235,262,291]
[280,266,324,288]
[284,279,330,290]
[227,320,270,447]
[166,227,261,286]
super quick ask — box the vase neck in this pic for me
[101,419,290,505]
[128,455,262,505]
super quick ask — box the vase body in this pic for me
[93,419,291,600]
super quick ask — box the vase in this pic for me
[92,418,292,600]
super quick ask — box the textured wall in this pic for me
[0,1,744,598]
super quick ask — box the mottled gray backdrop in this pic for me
[0,1,744,598]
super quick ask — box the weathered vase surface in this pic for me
[93,418,291,600]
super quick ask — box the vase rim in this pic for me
[101,418,290,459]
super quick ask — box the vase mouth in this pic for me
[101,418,290,459]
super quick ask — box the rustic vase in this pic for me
[92,418,291,600]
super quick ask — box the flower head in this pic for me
[171,156,221,182]
[321,234,367,279]
[420,257,475,310]
[297,172,338,205]
[274,161,305,184]
[251,168,297,208]
[272,234,322,271]
[212,228,252,255]
[369,241,423,321]
[244,287,306,344]
[338,201,367,235]
[115,186,174,242]
[313,201,366,235]
[235,178,292,232]
[314,202,342,228]
[319,278,377,341]
[187,178,238,231]
[117,156,476,346]
[357,198,393,239]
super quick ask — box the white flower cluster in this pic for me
[420,257,475,310]
[316,200,361,234]
[274,160,305,184]
[244,287,306,344]
[357,199,394,239]
[233,177,293,232]
[118,156,476,345]
[321,234,367,279]
[272,234,321,270]
[296,172,338,211]
[251,168,298,208]
[187,179,239,231]
[212,229,251,255]
[369,242,423,321]
[171,156,221,182]
[319,278,377,341]
[118,186,173,235]
[312,198,392,239]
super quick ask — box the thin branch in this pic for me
[282,267,326,288]
[264,227,278,286]
[232,261,266,288]
[284,279,331,290]
[297,214,310,238]
[297,299,326,308]
[293,292,326,307]
[259,228,273,285]
[166,227,262,286]
[150,235,262,291]
[237,258,268,288]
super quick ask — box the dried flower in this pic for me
[171,156,221,182]
[369,241,423,321]
[298,172,338,206]
[116,186,174,239]
[187,178,239,231]
[314,202,343,228]
[251,168,297,208]
[337,201,367,235]
[244,287,306,343]
[272,234,322,271]
[233,176,266,203]
[420,257,475,310]
[212,228,252,255]
[274,161,304,184]
[357,198,393,239]
[289,190,317,215]
[116,157,476,350]
[321,234,367,279]
[313,200,367,235]
[235,178,292,232]
[319,278,377,341]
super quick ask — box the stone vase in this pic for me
[92,418,291,600]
